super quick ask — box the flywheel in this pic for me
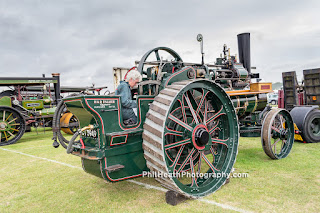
[142,79,239,198]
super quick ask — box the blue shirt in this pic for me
[115,81,137,121]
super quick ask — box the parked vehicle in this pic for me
[267,93,278,105]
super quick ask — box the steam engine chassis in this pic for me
[62,33,294,199]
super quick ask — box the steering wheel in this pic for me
[137,47,183,75]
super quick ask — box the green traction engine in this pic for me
[63,33,295,199]
[0,74,61,146]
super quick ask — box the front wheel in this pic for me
[0,106,26,146]
[261,109,294,159]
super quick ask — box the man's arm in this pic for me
[116,84,137,108]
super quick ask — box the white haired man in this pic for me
[115,70,142,125]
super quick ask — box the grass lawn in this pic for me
[0,130,319,212]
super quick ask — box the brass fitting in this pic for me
[80,124,94,132]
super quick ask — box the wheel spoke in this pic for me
[197,151,202,174]
[177,99,187,123]
[209,147,217,163]
[202,152,219,173]
[7,131,14,137]
[208,120,221,134]
[169,145,185,169]
[281,139,285,151]
[8,118,18,124]
[272,138,280,148]
[10,128,19,132]
[273,138,281,154]
[10,123,21,126]
[3,131,8,141]
[184,93,199,124]
[165,126,184,137]
[271,126,280,133]
[207,106,226,125]
[190,157,198,187]
[165,138,191,150]
[278,115,284,129]
[210,146,217,155]
[212,138,229,147]
[5,113,13,121]
[196,90,209,117]
[177,148,195,173]
[203,99,208,125]
[3,110,5,121]
[168,114,193,131]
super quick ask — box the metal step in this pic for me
[105,164,125,172]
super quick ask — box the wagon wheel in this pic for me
[261,109,294,159]
[142,79,239,198]
[0,106,26,146]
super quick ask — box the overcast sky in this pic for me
[1,0,320,91]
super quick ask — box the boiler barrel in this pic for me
[230,93,267,118]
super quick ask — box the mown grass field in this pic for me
[0,130,319,213]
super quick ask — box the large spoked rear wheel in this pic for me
[0,106,26,146]
[261,109,294,159]
[143,80,239,198]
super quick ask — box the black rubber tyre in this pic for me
[52,101,69,148]
[0,106,26,146]
[301,109,320,143]
[52,100,79,149]
[0,90,15,97]
[271,100,277,105]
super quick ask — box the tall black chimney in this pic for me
[237,33,251,73]
[52,73,61,104]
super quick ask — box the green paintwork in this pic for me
[42,96,52,105]
[0,79,57,85]
[39,107,56,116]
[233,64,249,80]
[64,95,154,181]
[56,42,295,199]
[160,66,196,90]
[22,100,44,110]
[0,96,12,107]
[63,81,268,183]
[240,126,261,137]
[162,80,239,196]
[230,94,267,119]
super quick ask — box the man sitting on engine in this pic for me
[115,70,142,125]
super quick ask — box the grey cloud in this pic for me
[0,0,320,87]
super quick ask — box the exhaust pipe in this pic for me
[237,33,251,74]
[52,73,61,105]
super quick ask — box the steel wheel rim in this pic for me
[0,107,25,145]
[262,109,294,159]
[310,117,320,137]
[163,81,238,196]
